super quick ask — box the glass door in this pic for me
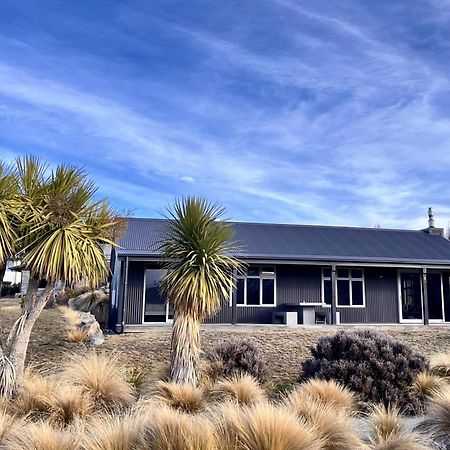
[143,268,170,323]
[399,272,423,322]
[427,273,444,322]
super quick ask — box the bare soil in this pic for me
[2,297,450,384]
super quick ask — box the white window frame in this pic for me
[321,267,366,308]
[230,266,277,307]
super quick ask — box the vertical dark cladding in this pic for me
[124,261,145,324]
[122,262,401,325]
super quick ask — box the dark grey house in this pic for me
[109,211,450,331]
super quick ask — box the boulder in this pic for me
[78,311,105,346]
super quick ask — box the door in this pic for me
[444,274,450,322]
[427,273,444,322]
[399,272,422,322]
[143,268,172,323]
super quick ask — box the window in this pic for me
[233,266,276,306]
[322,268,365,307]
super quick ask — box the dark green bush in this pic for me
[206,338,267,382]
[301,329,428,412]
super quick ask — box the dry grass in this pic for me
[151,380,205,413]
[61,351,134,410]
[284,393,363,450]
[58,306,81,329]
[66,329,88,343]
[83,411,146,450]
[0,409,27,443]
[369,404,403,441]
[3,420,80,450]
[422,386,450,440]
[46,387,93,426]
[210,374,266,406]
[145,406,216,450]
[13,369,59,417]
[293,379,356,413]
[214,402,323,450]
[430,353,450,378]
[368,434,430,450]
[412,372,446,401]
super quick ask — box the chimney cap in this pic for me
[428,207,435,228]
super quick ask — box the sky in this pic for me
[0,0,450,230]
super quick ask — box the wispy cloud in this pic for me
[0,0,449,229]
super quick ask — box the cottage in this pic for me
[109,209,450,331]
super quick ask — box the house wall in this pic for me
[118,261,402,326]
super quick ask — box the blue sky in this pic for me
[0,0,449,229]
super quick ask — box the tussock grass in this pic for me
[66,329,88,343]
[369,404,403,441]
[368,434,430,450]
[46,387,93,426]
[210,374,266,406]
[151,380,204,413]
[13,369,59,417]
[61,351,134,410]
[144,406,216,450]
[0,409,27,442]
[284,392,363,450]
[3,420,80,450]
[421,385,450,440]
[214,402,323,450]
[412,372,446,402]
[430,353,450,378]
[58,306,81,328]
[83,411,146,450]
[293,379,356,413]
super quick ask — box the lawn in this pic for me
[2,296,450,385]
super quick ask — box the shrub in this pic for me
[210,374,266,406]
[61,351,134,410]
[301,330,427,412]
[151,380,204,414]
[206,338,267,383]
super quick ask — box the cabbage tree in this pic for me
[161,197,243,386]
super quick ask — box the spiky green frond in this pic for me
[0,161,19,266]
[161,197,244,319]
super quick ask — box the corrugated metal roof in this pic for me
[116,218,450,265]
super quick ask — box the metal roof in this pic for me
[116,218,450,265]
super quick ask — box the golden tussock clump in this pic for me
[82,411,147,450]
[61,351,134,410]
[66,328,88,343]
[2,420,80,450]
[421,385,450,441]
[368,404,428,450]
[412,372,446,401]
[150,380,205,414]
[214,401,323,450]
[294,379,356,413]
[430,353,450,378]
[144,406,216,450]
[209,374,266,406]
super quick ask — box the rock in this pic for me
[69,289,108,312]
[78,311,105,345]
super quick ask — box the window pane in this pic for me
[352,280,363,305]
[323,280,332,305]
[246,278,260,305]
[337,269,349,278]
[236,279,245,305]
[337,280,350,305]
[323,268,331,278]
[351,269,363,279]
[247,267,260,277]
[262,279,275,304]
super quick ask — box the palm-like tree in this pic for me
[0,161,18,285]
[0,156,118,398]
[161,197,244,386]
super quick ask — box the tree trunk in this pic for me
[0,266,5,298]
[0,278,53,398]
[169,312,200,386]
